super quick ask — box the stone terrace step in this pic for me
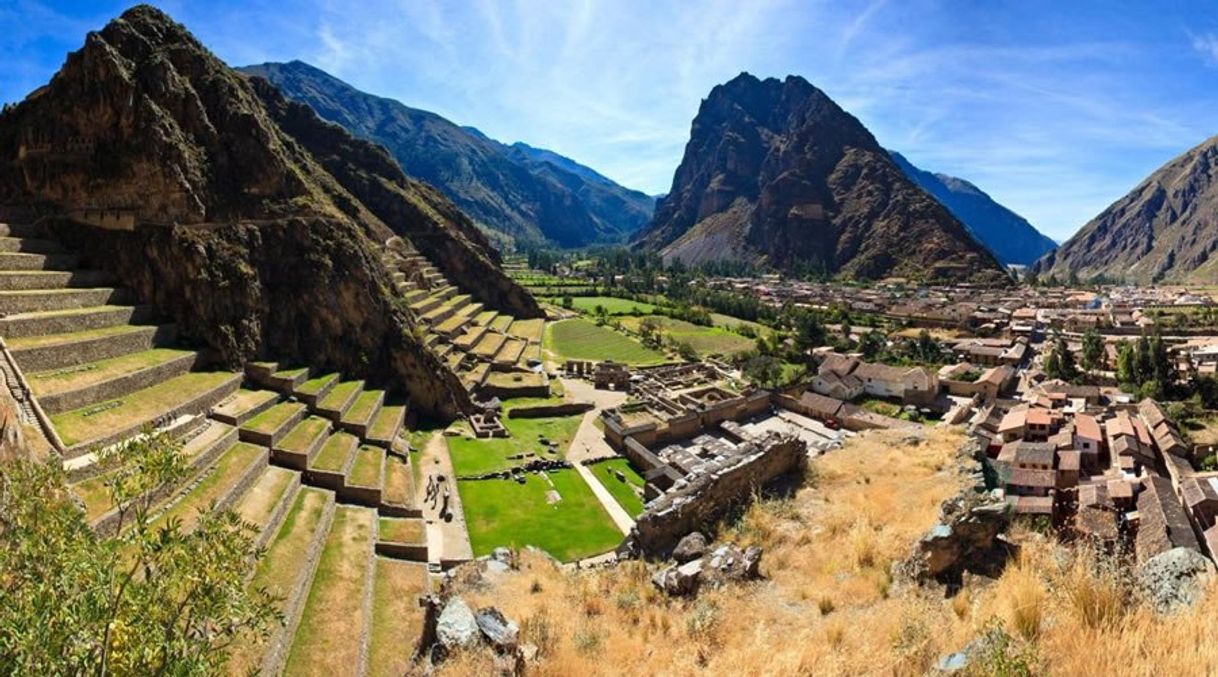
[53,371,241,458]
[294,372,339,406]
[27,347,200,415]
[211,388,281,426]
[6,323,176,372]
[0,270,113,291]
[0,304,156,339]
[434,311,471,338]
[374,517,427,560]
[366,559,429,676]
[226,488,335,677]
[315,379,364,422]
[272,415,333,472]
[379,455,418,518]
[340,445,385,507]
[494,338,528,366]
[149,440,269,533]
[0,236,64,254]
[305,431,359,490]
[365,404,406,449]
[233,465,301,550]
[0,252,79,271]
[0,287,133,314]
[282,505,375,676]
[72,420,238,530]
[239,401,307,448]
[254,365,310,392]
[339,389,384,437]
[453,323,489,350]
[471,332,507,359]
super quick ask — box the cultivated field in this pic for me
[544,318,666,366]
[619,315,755,357]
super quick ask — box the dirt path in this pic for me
[416,431,473,564]
[558,377,635,534]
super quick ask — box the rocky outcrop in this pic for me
[652,542,764,596]
[1032,134,1218,283]
[634,73,1009,284]
[888,151,1056,266]
[899,489,1015,585]
[0,5,542,418]
[1137,547,1216,613]
[240,61,653,247]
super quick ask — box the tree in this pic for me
[1080,328,1104,372]
[638,317,662,348]
[743,355,784,390]
[0,431,276,674]
[859,330,887,360]
[1116,342,1136,386]
[676,341,698,362]
[1044,337,1079,382]
[561,295,574,309]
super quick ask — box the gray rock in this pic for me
[652,558,702,596]
[491,547,514,565]
[742,546,763,579]
[935,651,969,673]
[672,531,708,563]
[1137,547,1217,613]
[475,606,520,652]
[436,597,480,650]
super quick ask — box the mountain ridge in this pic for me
[888,151,1057,265]
[634,72,1010,284]
[239,60,653,248]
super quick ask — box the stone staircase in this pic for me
[380,236,547,396]
[0,221,432,674]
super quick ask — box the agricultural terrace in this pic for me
[543,318,666,366]
[546,295,658,315]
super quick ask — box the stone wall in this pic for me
[623,433,807,558]
[506,402,594,419]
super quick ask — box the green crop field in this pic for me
[545,295,659,316]
[619,315,755,357]
[458,469,622,561]
[543,318,666,366]
[446,414,584,477]
[589,457,647,517]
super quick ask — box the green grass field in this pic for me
[447,414,584,477]
[458,469,622,561]
[547,295,658,315]
[588,457,647,517]
[544,318,666,366]
[619,315,755,357]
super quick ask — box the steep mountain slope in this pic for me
[1033,136,1218,283]
[0,5,539,417]
[239,61,651,247]
[888,151,1056,266]
[634,73,1008,284]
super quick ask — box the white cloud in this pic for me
[1192,32,1218,65]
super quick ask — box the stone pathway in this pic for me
[558,377,635,534]
[415,431,473,565]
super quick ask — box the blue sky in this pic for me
[3,1,1218,241]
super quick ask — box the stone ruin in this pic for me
[651,532,764,596]
[620,431,807,558]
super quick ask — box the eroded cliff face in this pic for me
[0,5,542,419]
[634,73,1009,284]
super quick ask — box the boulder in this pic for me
[475,607,520,653]
[652,559,702,596]
[672,532,708,563]
[436,597,480,650]
[1137,547,1217,613]
[742,545,763,579]
[899,489,1014,584]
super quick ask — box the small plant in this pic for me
[573,625,604,655]
[818,597,835,615]
[685,600,719,641]
[522,607,554,658]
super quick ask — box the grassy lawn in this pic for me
[619,315,754,357]
[858,396,902,418]
[458,469,623,561]
[554,295,658,315]
[446,414,584,477]
[544,318,665,366]
[284,506,373,677]
[589,457,647,517]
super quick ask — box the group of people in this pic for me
[425,473,451,520]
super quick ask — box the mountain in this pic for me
[239,61,653,247]
[1032,136,1218,283]
[888,151,1056,266]
[633,73,1009,284]
[0,5,539,418]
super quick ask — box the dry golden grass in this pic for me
[433,427,1218,676]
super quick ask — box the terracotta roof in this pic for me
[998,409,1027,433]
[1075,414,1102,441]
[799,392,844,419]
[1137,476,1201,563]
[1013,442,1056,467]
[1026,407,1053,427]
[1058,450,1081,472]
[1010,467,1057,488]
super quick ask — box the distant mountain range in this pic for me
[888,152,1057,266]
[633,73,1009,284]
[239,61,654,248]
[1033,135,1218,283]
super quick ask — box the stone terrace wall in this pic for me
[624,433,807,557]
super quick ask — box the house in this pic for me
[1025,407,1060,441]
[797,391,845,422]
[997,408,1028,443]
[1136,476,1202,563]
[1181,476,1218,531]
[1073,413,1103,473]
[811,370,864,401]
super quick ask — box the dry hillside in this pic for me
[433,428,1218,676]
